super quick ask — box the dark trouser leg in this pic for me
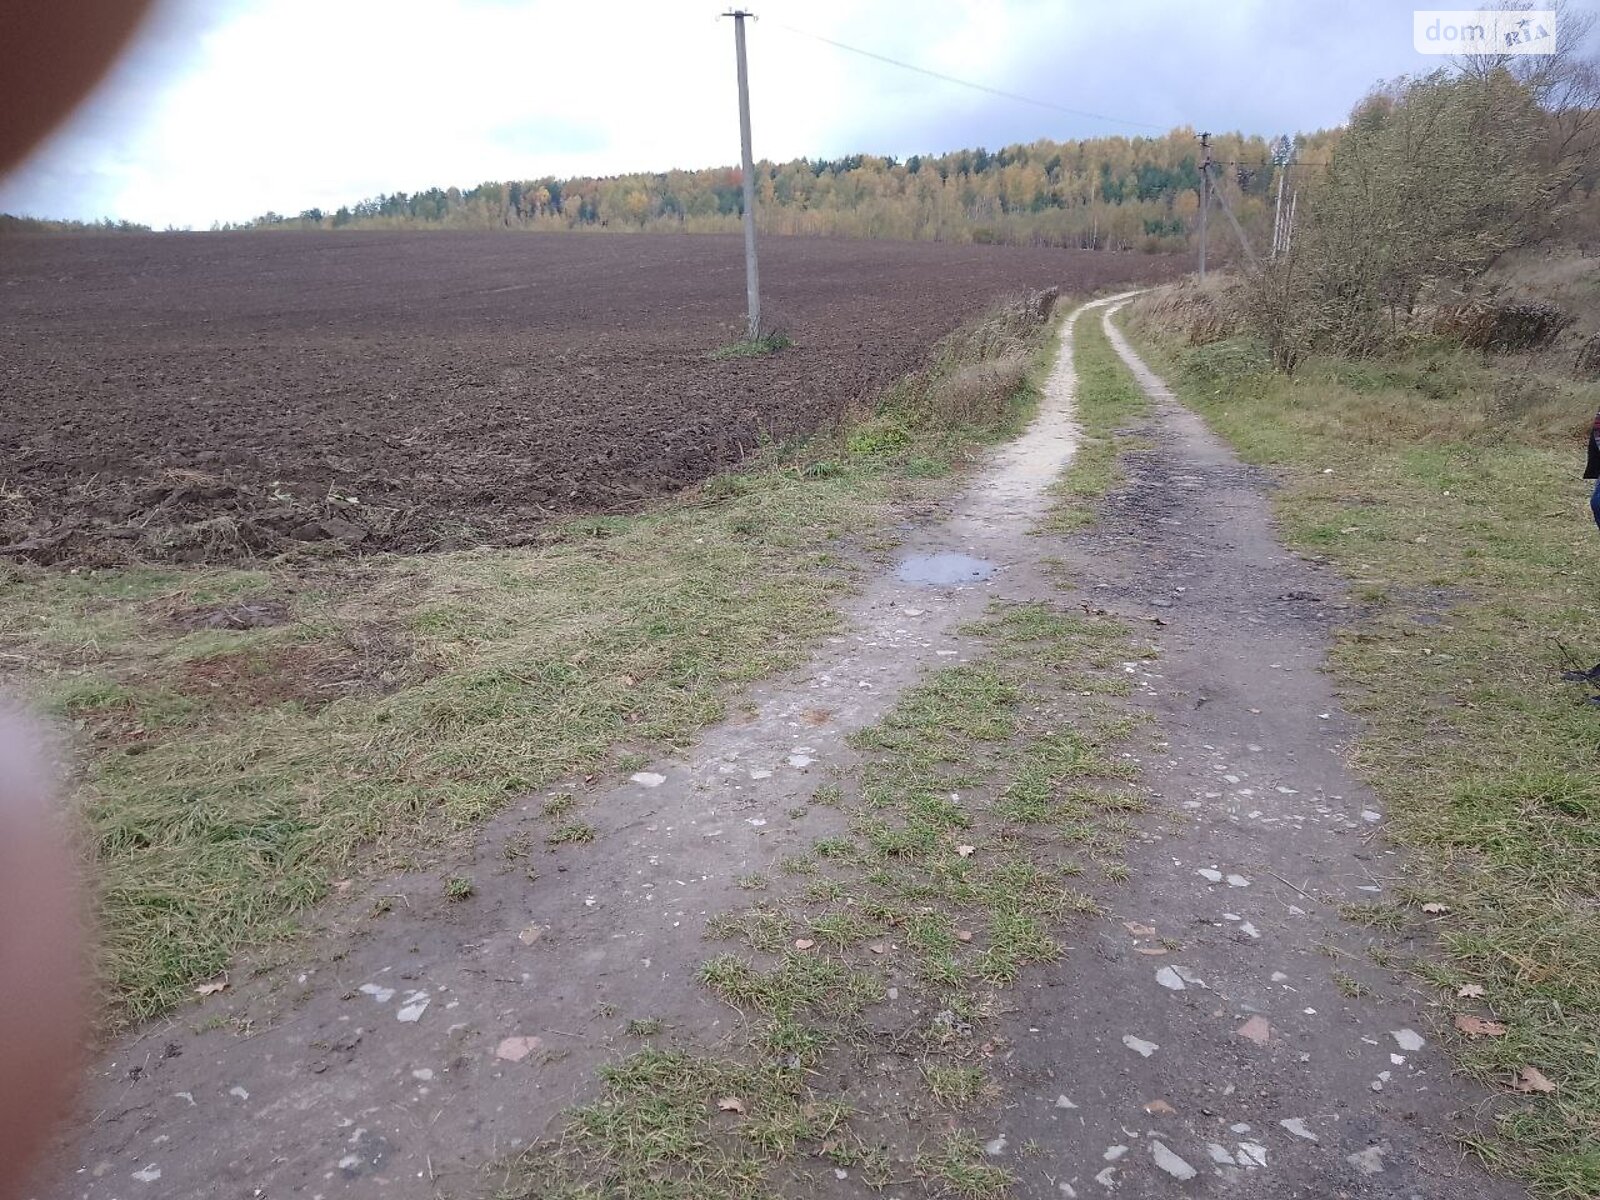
[1591,480,1600,533]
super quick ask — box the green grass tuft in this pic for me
[710,330,793,360]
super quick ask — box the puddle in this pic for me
[896,552,996,586]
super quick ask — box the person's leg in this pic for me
[1591,480,1600,533]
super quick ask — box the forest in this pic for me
[227,127,1339,254]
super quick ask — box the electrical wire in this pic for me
[769,21,1170,132]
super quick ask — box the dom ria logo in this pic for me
[1413,9,1557,54]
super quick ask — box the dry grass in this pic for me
[859,289,1061,438]
[1483,244,1600,341]
[934,355,1033,428]
[1126,274,1249,345]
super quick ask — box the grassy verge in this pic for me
[496,600,1153,1199]
[1046,305,1149,530]
[0,293,1062,1025]
[1122,298,1600,1198]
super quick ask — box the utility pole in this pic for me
[1269,134,1292,260]
[724,10,761,340]
[1271,165,1287,259]
[1197,131,1210,280]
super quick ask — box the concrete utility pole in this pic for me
[1271,169,1286,258]
[724,10,762,340]
[1197,131,1210,280]
[1270,134,1292,259]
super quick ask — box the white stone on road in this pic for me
[1279,1118,1318,1142]
[1347,1146,1386,1175]
[1150,1142,1197,1180]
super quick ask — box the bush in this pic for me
[1227,68,1580,369]
[860,288,1057,437]
[1436,298,1575,353]
[1574,334,1600,380]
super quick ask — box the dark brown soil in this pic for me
[0,231,1182,566]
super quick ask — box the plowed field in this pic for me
[0,231,1181,564]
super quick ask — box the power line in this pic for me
[770,21,1170,132]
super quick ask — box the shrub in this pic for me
[1436,298,1575,353]
[1574,334,1600,380]
[1227,67,1583,368]
[859,288,1057,436]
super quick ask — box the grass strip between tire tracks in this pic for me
[495,601,1152,1200]
[488,300,1159,1200]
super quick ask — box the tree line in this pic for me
[0,214,152,234]
[228,128,1339,255]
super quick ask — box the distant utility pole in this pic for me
[724,10,762,340]
[1271,169,1287,258]
[1270,134,1292,260]
[1194,130,1260,274]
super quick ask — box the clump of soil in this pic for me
[168,596,290,631]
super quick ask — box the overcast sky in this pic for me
[3,0,1596,228]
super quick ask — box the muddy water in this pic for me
[895,551,996,585]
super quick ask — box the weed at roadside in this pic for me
[711,330,793,360]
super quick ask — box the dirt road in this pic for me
[41,298,1521,1199]
[988,306,1524,1198]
